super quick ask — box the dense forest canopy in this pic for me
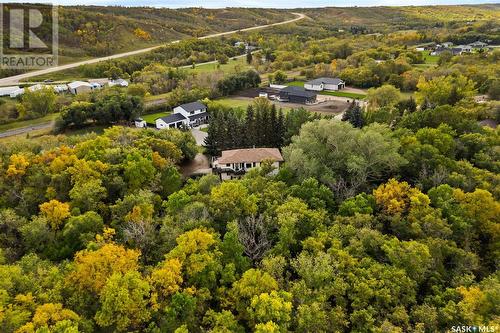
[0,3,499,333]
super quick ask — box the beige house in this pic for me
[212,148,284,180]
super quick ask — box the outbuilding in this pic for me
[68,81,93,95]
[304,77,345,91]
[279,86,317,104]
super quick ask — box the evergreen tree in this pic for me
[342,101,365,128]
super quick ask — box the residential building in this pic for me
[53,84,69,93]
[109,78,129,87]
[469,41,488,49]
[155,101,209,129]
[155,113,189,129]
[173,101,209,127]
[10,87,25,98]
[212,147,284,180]
[0,86,20,97]
[452,45,472,55]
[305,77,345,91]
[278,86,317,104]
[68,81,93,95]
[88,78,110,87]
[134,118,147,128]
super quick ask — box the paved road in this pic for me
[0,121,54,138]
[0,13,305,138]
[0,13,305,86]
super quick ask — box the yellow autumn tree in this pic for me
[39,200,71,230]
[6,154,30,178]
[166,229,221,282]
[133,28,151,41]
[373,178,426,215]
[149,258,183,308]
[67,243,140,294]
[16,303,80,333]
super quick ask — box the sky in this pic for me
[3,0,499,7]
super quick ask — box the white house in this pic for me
[53,84,69,93]
[304,77,345,91]
[173,101,208,127]
[0,86,21,97]
[469,41,488,49]
[155,113,189,129]
[10,87,25,98]
[68,81,93,95]
[28,84,44,92]
[212,148,284,180]
[155,101,208,129]
[134,118,147,128]
[109,78,129,87]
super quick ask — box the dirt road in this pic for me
[0,13,305,86]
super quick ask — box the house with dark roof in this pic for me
[154,101,208,129]
[279,86,317,104]
[155,113,189,129]
[212,148,284,180]
[173,101,208,127]
[305,77,345,91]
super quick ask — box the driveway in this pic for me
[191,127,208,146]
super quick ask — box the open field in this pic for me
[187,56,251,74]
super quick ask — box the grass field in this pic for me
[187,56,251,74]
[141,111,171,123]
[0,113,57,132]
[215,97,294,113]
[287,81,366,99]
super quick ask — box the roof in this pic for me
[68,81,92,89]
[0,86,20,95]
[188,112,208,121]
[218,148,284,164]
[478,119,498,129]
[88,78,109,85]
[178,101,207,113]
[157,113,187,124]
[306,77,344,86]
[281,86,317,98]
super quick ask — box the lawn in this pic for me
[419,51,439,65]
[141,111,171,123]
[213,98,253,109]
[215,97,293,113]
[287,81,366,99]
[187,56,251,74]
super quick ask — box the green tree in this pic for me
[95,271,151,332]
[283,120,405,199]
[17,87,57,119]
